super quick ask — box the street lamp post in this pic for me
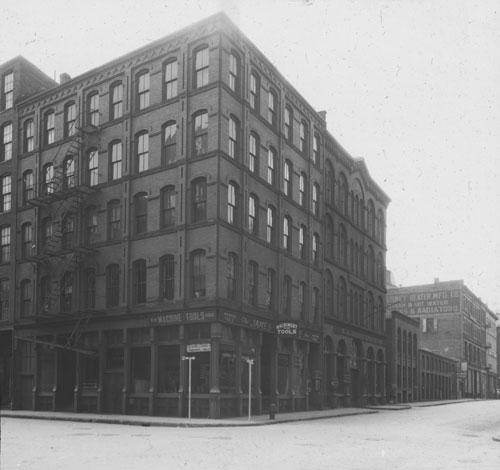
[182,356,195,421]
[245,358,254,421]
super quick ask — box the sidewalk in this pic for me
[0,399,475,428]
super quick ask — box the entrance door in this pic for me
[351,368,360,406]
[103,373,123,414]
[260,334,274,410]
[56,350,76,410]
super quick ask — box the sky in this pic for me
[1,0,499,312]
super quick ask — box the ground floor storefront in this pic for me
[322,326,387,408]
[12,310,325,418]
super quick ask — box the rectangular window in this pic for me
[23,172,34,204]
[137,72,150,110]
[85,269,96,309]
[111,142,122,180]
[161,187,176,228]
[45,112,55,145]
[2,72,14,110]
[160,256,175,300]
[0,278,9,319]
[229,53,239,93]
[163,122,177,165]
[193,112,208,156]
[88,150,99,186]
[164,61,178,100]
[107,265,120,307]
[24,120,34,153]
[195,48,209,88]
[248,262,257,306]
[88,93,99,126]
[2,123,12,162]
[157,345,180,392]
[134,261,147,304]
[249,133,258,173]
[250,73,259,111]
[267,148,276,186]
[248,195,257,235]
[227,183,237,225]
[0,175,11,213]
[191,251,206,297]
[111,83,123,120]
[266,206,275,244]
[65,103,76,137]
[0,226,10,263]
[109,202,121,240]
[268,90,276,126]
[20,280,32,317]
[137,133,149,172]
[192,179,207,222]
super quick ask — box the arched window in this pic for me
[313,133,320,164]
[160,185,176,228]
[136,131,149,172]
[87,149,99,186]
[367,291,375,330]
[22,170,34,204]
[106,264,120,307]
[64,101,76,138]
[339,224,347,265]
[325,215,333,259]
[87,91,99,126]
[377,297,384,332]
[61,212,75,249]
[248,261,258,306]
[227,182,238,226]
[283,160,292,197]
[194,46,209,88]
[60,272,74,312]
[312,183,320,216]
[191,250,206,298]
[163,59,178,100]
[249,72,260,111]
[299,224,307,260]
[108,199,121,240]
[312,233,320,266]
[85,205,98,245]
[84,268,96,309]
[228,115,239,159]
[226,252,238,300]
[266,205,276,244]
[110,81,123,120]
[377,209,385,244]
[133,259,147,304]
[191,177,207,222]
[268,89,277,127]
[43,163,55,194]
[326,160,335,206]
[248,132,259,174]
[23,119,34,153]
[134,192,148,234]
[283,275,292,315]
[284,105,293,141]
[44,110,55,145]
[339,277,347,320]
[62,156,75,189]
[325,270,334,316]
[283,215,292,252]
[21,223,33,258]
[229,51,240,94]
[41,217,52,251]
[193,110,208,156]
[312,287,320,323]
[109,140,122,180]
[267,147,276,186]
[267,268,276,310]
[377,252,385,286]
[299,282,307,320]
[20,279,32,317]
[248,194,258,236]
[162,121,177,165]
[160,255,175,300]
[367,200,375,237]
[339,174,349,215]
[368,246,375,282]
[136,70,150,110]
[299,120,308,155]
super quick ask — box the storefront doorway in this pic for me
[260,334,274,410]
[56,350,76,410]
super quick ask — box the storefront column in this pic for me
[236,328,243,416]
[255,332,262,415]
[74,352,81,411]
[209,328,220,419]
[149,328,156,416]
[122,328,129,415]
[178,339,186,417]
[97,330,104,413]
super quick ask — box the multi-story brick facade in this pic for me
[387,279,497,399]
[0,13,389,418]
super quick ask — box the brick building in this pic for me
[387,279,497,399]
[0,13,389,418]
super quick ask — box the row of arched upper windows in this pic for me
[325,160,385,245]
[324,271,385,332]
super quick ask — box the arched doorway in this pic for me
[324,336,335,408]
[367,347,375,404]
[336,340,346,406]
[350,339,363,406]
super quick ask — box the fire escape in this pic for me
[22,120,100,355]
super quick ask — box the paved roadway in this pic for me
[2,400,500,469]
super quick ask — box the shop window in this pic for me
[38,344,55,392]
[219,345,237,393]
[130,347,151,393]
[278,353,290,395]
[184,323,210,340]
[190,352,210,393]
[158,345,180,393]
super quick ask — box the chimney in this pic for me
[318,110,327,123]
[59,73,71,84]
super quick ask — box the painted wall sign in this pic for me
[387,289,460,316]
[276,322,298,336]
[298,329,321,343]
[149,311,216,325]
[220,311,274,332]
[187,343,211,353]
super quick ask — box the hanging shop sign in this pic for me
[149,311,216,325]
[276,322,298,336]
[187,343,211,353]
[220,311,274,332]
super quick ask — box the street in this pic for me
[2,400,500,469]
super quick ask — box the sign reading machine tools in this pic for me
[276,322,298,336]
